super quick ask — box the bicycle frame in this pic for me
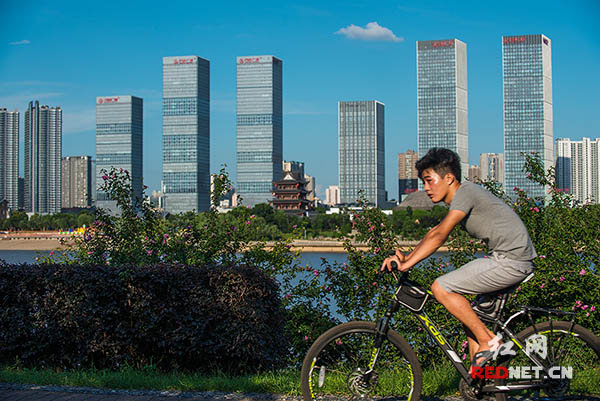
[372,273,578,395]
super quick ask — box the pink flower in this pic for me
[336,339,342,345]
[530,207,539,213]
[368,225,375,232]
[582,305,589,310]
[579,269,586,275]
[304,336,309,341]
[591,306,596,312]
[245,220,251,225]
[102,175,109,181]
[163,234,169,238]
[146,250,153,255]
[586,312,590,317]
[292,225,297,229]
[372,282,377,286]
[538,255,546,259]
[313,270,319,277]
[285,294,291,299]
[540,283,545,289]
[559,276,565,281]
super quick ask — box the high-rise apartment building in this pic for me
[398,150,419,200]
[468,165,482,182]
[556,138,600,204]
[96,96,143,214]
[283,160,304,178]
[236,55,283,207]
[24,101,62,214]
[503,34,553,197]
[480,153,504,185]
[417,39,468,182]
[162,56,210,213]
[62,156,93,209]
[325,185,340,207]
[0,108,19,211]
[338,101,385,206]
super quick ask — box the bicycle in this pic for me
[300,265,600,401]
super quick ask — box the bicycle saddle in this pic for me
[472,273,534,320]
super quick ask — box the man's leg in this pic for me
[431,280,495,360]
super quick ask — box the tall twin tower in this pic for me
[157,55,281,213]
[417,35,552,197]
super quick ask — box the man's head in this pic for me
[415,148,462,203]
[415,148,462,183]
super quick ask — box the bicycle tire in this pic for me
[494,320,600,401]
[300,321,422,401]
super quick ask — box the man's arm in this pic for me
[381,209,466,272]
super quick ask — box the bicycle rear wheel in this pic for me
[495,320,600,400]
[300,321,422,401]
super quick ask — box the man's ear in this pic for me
[444,173,456,185]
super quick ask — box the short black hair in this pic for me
[415,148,462,182]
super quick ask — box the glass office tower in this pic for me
[96,96,143,214]
[417,39,468,183]
[338,101,385,207]
[162,56,210,213]
[503,34,553,197]
[0,108,19,211]
[25,101,62,214]
[236,55,283,207]
[62,155,93,209]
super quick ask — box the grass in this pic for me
[2,364,598,397]
[0,366,303,395]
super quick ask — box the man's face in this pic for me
[421,168,451,203]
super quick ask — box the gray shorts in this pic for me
[435,252,534,295]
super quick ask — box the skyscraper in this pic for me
[468,165,482,182]
[503,34,553,197]
[325,185,340,207]
[96,96,143,214]
[480,153,504,185]
[236,55,282,207]
[62,156,93,209]
[162,56,210,213]
[338,101,385,206]
[0,108,19,211]
[417,39,468,181]
[398,150,419,200]
[556,137,600,204]
[24,101,62,214]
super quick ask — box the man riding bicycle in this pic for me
[381,147,536,371]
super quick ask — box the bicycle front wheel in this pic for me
[495,320,600,401]
[300,321,422,401]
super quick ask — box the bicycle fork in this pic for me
[367,302,400,373]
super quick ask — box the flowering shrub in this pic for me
[483,153,599,335]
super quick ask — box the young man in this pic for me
[381,148,536,369]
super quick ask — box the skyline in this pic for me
[1,1,599,200]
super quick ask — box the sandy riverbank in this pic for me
[0,237,445,253]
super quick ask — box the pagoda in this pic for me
[270,172,311,215]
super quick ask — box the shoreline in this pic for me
[0,237,447,252]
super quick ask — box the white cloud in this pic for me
[9,40,30,45]
[62,108,96,136]
[335,22,403,42]
[0,92,63,109]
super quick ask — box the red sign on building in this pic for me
[174,58,195,65]
[503,36,526,44]
[432,40,454,48]
[98,97,119,104]
[238,57,260,64]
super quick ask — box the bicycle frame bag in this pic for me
[395,281,429,312]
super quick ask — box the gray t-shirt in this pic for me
[449,182,537,261]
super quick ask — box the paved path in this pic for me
[0,383,465,401]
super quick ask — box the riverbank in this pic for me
[0,235,440,252]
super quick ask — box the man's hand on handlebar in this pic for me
[380,250,409,273]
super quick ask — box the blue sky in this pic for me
[1,0,599,200]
